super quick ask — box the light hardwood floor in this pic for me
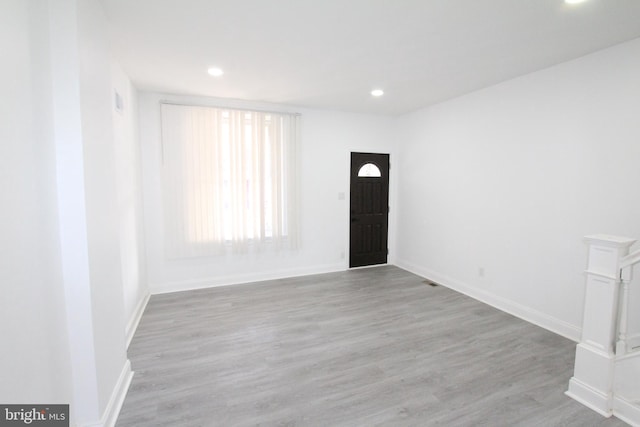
[117,266,625,426]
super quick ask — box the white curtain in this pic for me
[161,103,299,258]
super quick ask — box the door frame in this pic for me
[345,150,394,270]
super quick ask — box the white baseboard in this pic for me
[81,359,133,427]
[126,293,150,348]
[150,262,346,295]
[566,378,613,417]
[395,260,582,342]
[614,396,640,427]
[150,259,581,341]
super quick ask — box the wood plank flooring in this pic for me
[117,266,626,426]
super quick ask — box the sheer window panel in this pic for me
[160,103,299,258]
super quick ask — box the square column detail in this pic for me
[566,234,636,416]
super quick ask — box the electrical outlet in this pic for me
[478,267,485,278]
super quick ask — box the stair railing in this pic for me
[617,248,640,355]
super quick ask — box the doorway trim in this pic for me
[347,150,393,269]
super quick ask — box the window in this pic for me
[161,103,299,257]
[357,162,382,177]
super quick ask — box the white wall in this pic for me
[111,63,148,344]
[0,0,72,405]
[1,0,143,422]
[44,0,133,424]
[76,0,129,417]
[395,38,640,340]
[138,93,397,293]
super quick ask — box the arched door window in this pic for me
[357,162,381,177]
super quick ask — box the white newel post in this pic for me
[566,234,637,417]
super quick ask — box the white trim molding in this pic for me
[81,360,133,427]
[150,262,345,295]
[395,260,581,342]
[126,293,150,348]
[613,396,640,427]
[614,350,640,426]
[566,377,613,418]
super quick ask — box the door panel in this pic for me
[350,152,389,268]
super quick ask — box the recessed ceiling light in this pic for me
[207,67,224,77]
[371,89,384,97]
[565,0,587,4]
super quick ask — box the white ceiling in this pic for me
[100,0,640,116]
